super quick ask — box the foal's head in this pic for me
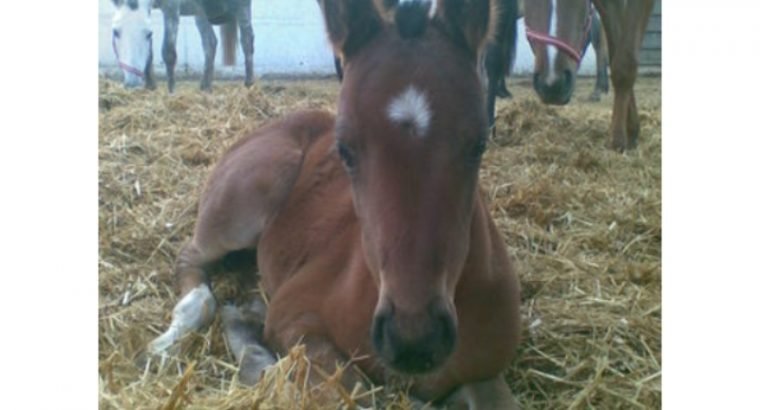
[320,0,495,374]
[524,0,591,104]
[111,0,153,88]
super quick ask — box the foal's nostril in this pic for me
[371,298,458,374]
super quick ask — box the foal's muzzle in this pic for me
[371,297,457,374]
[533,69,575,105]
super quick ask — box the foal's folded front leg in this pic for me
[148,119,315,355]
[220,297,276,385]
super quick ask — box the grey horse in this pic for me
[111,0,254,92]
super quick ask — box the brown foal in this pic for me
[149,0,522,407]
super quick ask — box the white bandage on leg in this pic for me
[148,284,217,354]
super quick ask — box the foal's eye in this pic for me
[337,141,357,170]
[113,29,121,39]
[146,31,153,41]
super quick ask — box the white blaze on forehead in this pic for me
[387,85,432,137]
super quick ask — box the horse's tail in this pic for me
[222,20,237,66]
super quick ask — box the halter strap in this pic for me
[112,36,145,78]
[525,0,594,64]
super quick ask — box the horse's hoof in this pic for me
[496,89,512,99]
[221,304,275,386]
[627,129,640,150]
[611,141,627,153]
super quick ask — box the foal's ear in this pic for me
[435,0,497,58]
[318,0,384,58]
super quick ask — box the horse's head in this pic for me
[524,0,591,104]
[111,0,153,88]
[319,0,495,374]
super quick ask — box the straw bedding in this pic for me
[99,75,661,409]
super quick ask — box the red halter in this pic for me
[112,36,145,78]
[525,0,594,64]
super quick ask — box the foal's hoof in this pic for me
[587,92,601,102]
[221,304,276,386]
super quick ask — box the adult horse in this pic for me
[148,0,522,407]
[524,0,654,151]
[110,0,254,92]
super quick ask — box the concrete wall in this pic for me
[99,0,601,78]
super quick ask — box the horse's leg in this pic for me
[625,1,654,149]
[220,296,276,385]
[161,0,180,93]
[594,1,624,150]
[195,15,217,92]
[626,92,640,149]
[149,115,322,354]
[595,0,653,151]
[497,0,519,100]
[589,12,609,101]
[496,77,511,99]
[443,376,520,410]
[608,87,632,152]
[485,57,499,129]
[484,41,505,129]
[145,48,157,90]
[237,0,255,87]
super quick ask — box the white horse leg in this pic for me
[145,48,157,90]
[236,0,255,87]
[161,0,180,93]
